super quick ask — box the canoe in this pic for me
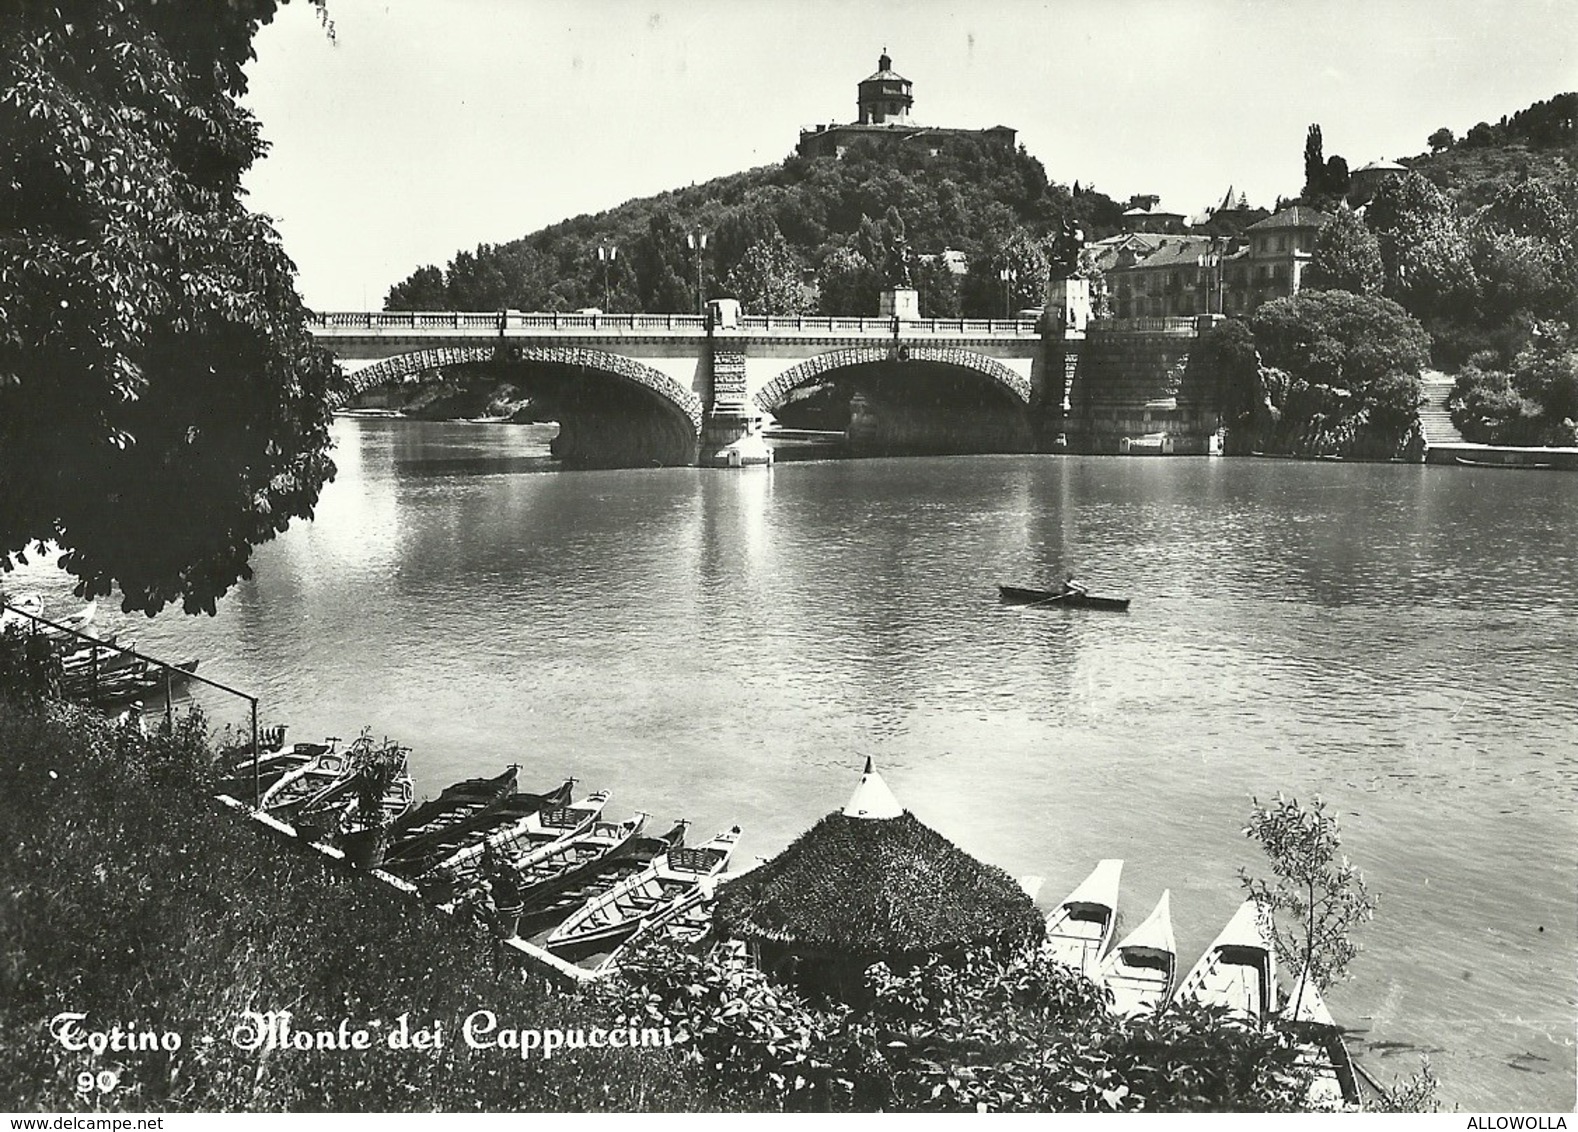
[1174,898,1279,1024]
[999,585,1131,612]
[514,822,690,929]
[378,779,576,876]
[1044,858,1123,979]
[1284,969,1362,1110]
[508,812,648,902]
[431,789,610,878]
[1454,456,1553,470]
[1098,888,1177,1016]
[546,825,741,954]
[383,766,519,853]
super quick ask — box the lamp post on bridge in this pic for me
[687,231,708,316]
[596,245,617,312]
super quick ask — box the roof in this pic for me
[714,809,1044,956]
[1247,205,1331,232]
[843,756,903,819]
[862,52,909,84]
[1354,159,1407,173]
[1110,237,1216,271]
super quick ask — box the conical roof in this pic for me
[715,761,1043,956]
[843,756,903,819]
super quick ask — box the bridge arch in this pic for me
[343,345,704,433]
[753,345,1032,415]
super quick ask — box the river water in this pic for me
[11,418,1576,1111]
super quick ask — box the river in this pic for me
[10,417,1576,1111]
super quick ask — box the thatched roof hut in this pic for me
[714,759,1043,998]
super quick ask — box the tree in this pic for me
[1240,794,1376,1002]
[722,228,811,315]
[1302,125,1326,200]
[0,0,341,615]
[815,245,880,316]
[631,206,698,313]
[385,265,448,310]
[1248,291,1430,456]
[1427,127,1455,153]
[1304,208,1384,295]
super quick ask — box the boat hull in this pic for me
[999,585,1130,612]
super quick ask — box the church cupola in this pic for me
[857,51,913,125]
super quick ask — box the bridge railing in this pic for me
[311,311,709,333]
[1086,316,1202,335]
[736,315,1040,336]
[312,311,1043,338]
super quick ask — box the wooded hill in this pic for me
[383,91,1576,322]
[1403,92,1576,209]
[384,135,1125,319]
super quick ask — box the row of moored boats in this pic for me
[216,735,741,972]
[1042,859,1362,1111]
[1,595,200,710]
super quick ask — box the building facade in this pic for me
[1099,205,1330,318]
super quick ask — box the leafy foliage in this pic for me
[601,937,1316,1112]
[1304,207,1383,296]
[1239,794,1376,991]
[0,0,343,615]
[1244,291,1430,457]
[1449,329,1578,445]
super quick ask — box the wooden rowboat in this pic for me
[515,822,690,930]
[378,779,575,876]
[215,741,333,799]
[384,766,519,852]
[546,826,741,954]
[1098,888,1177,1016]
[432,789,610,878]
[508,812,648,900]
[1284,969,1362,1110]
[260,747,357,816]
[1174,898,1278,1024]
[999,585,1131,612]
[1044,858,1124,980]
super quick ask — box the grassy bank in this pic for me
[0,698,714,1111]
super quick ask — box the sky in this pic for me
[239,0,1577,311]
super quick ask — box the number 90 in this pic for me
[75,1069,119,1094]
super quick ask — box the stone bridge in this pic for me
[309,310,1223,466]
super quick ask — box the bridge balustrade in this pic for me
[311,311,1043,338]
[1086,316,1200,335]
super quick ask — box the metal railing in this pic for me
[2,603,263,807]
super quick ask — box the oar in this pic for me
[1024,591,1073,608]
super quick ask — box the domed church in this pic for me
[797,52,1017,159]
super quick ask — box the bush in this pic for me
[598,937,1317,1112]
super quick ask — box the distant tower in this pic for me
[857,51,913,125]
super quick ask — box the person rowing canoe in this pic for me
[1060,573,1088,598]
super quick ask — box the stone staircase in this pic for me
[1418,370,1464,446]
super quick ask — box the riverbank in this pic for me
[0,699,711,1111]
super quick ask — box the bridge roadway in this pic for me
[309,311,1208,466]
